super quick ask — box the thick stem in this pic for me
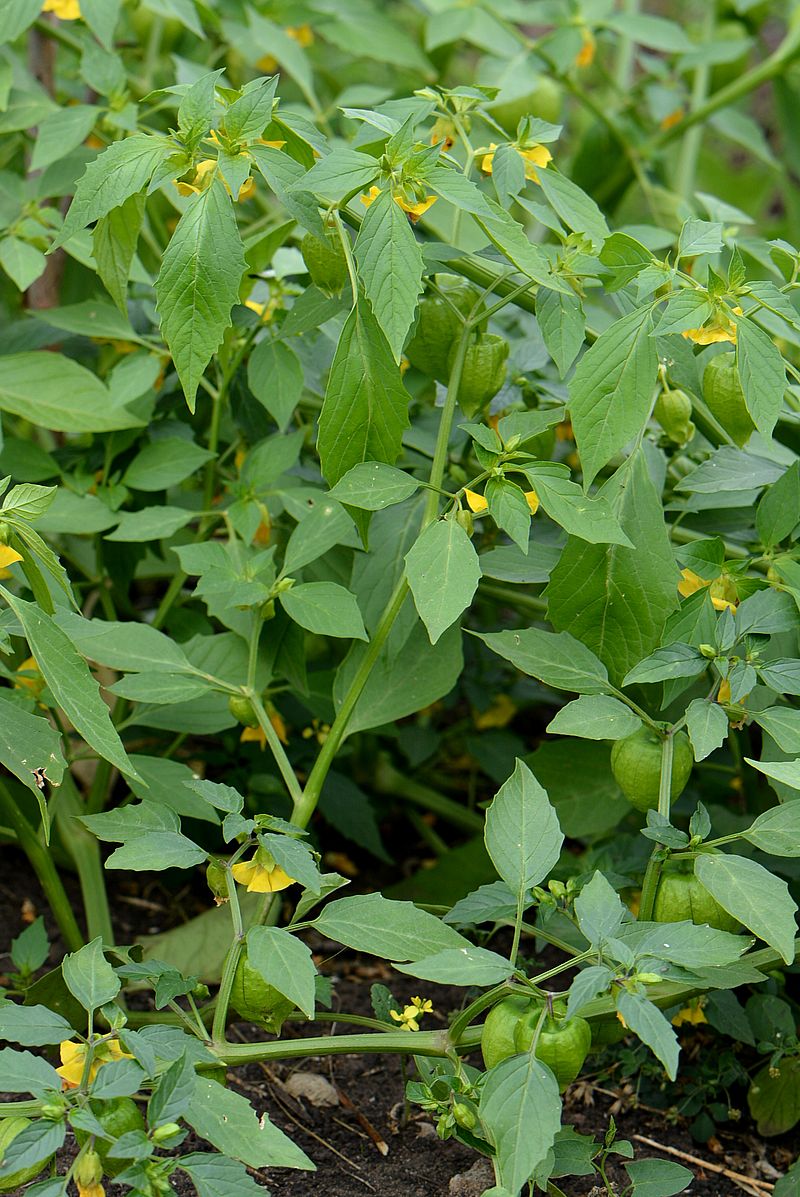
[638,733,674,922]
[372,757,483,833]
[249,690,304,809]
[217,1028,452,1065]
[211,866,244,1046]
[53,774,115,947]
[0,780,84,953]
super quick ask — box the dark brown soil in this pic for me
[1,852,796,1196]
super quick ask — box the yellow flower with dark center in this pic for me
[465,489,488,514]
[231,855,295,893]
[481,143,552,184]
[390,996,434,1031]
[42,0,81,18]
[394,194,437,222]
[678,568,737,612]
[56,1038,130,1089]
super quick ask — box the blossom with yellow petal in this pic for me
[240,705,288,750]
[430,117,456,151]
[464,489,488,514]
[42,0,81,18]
[238,175,256,201]
[77,1184,104,1197]
[256,24,314,72]
[174,158,254,202]
[473,694,517,730]
[575,27,596,68]
[0,544,23,572]
[524,488,539,515]
[394,194,437,222]
[360,185,381,208]
[682,306,742,346]
[672,998,707,1027]
[245,296,280,322]
[256,139,287,150]
[231,854,295,893]
[390,996,433,1031]
[717,678,732,704]
[56,1038,131,1089]
[678,568,737,612]
[481,143,552,184]
[15,655,44,697]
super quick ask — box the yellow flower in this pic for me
[430,117,456,151]
[717,678,732,704]
[240,706,288,750]
[672,998,707,1027]
[473,694,517,730]
[682,307,742,346]
[0,544,23,578]
[360,185,382,208]
[525,488,539,515]
[15,655,44,697]
[42,0,81,18]
[77,1184,104,1197]
[174,158,254,202]
[678,568,737,612]
[575,27,596,68]
[245,296,280,322]
[660,107,684,131]
[231,856,295,893]
[399,355,410,376]
[56,1038,130,1089]
[481,143,552,184]
[394,194,437,222]
[256,24,314,72]
[238,175,256,201]
[464,489,488,514]
[256,139,286,150]
[390,996,434,1031]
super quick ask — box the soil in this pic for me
[1,852,797,1197]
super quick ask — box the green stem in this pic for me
[0,780,84,953]
[296,320,473,828]
[249,690,304,808]
[217,1028,452,1065]
[211,865,244,1046]
[372,757,484,833]
[614,0,638,90]
[53,774,115,947]
[675,5,715,200]
[638,732,674,922]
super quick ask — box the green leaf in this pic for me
[536,287,585,377]
[1,589,138,780]
[486,479,531,552]
[737,317,786,439]
[31,104,97,172]
[282,496,357,575]
[748,1059,800,1136]
[62,937,120,1013]
[537,168,608,251]
[122,438,215,492]
[525,464,632,546]
[0,692,66,800]
[312,893,470,961]
[527,740,630,837]
[405,518,481,644]
[0,0,40,43]
[92,193,147,314]
[757,461,800,548]
[0,1048,59,1096]
[743,804,800,857]
[569,308,659,486]
[677,218,724,257]
[574,873,626,946]
[149,1052,196,1127]
[0,1119,64,1183]
[155,180,247,411]
[654,290,713,335]
[179,1154,271,1197]
[108,673,211,705]
[396,945,512,986]
[79,0,122,48]
[53,134,171,249]
[751,708,800,754]
[622,643,705,686]
[485,759,563,899]
[278,581,367,640]
[546,453,679,685]
[55,614,193,674]
[0,236,45,290]
[355,187,424,360]
[186,1077,314,1168]
[299,148,379,203]
[0,353,143,433]
[106,506,194,542]
[694,852,798,964]
[225,76,278,141]
[685,698,729,761]
[624,1158,693,1197]
[245,926,316,1018]
[616,990,679,1080]
[107,831,208,872]
[598,232,654,292]
[476,197,572,292]
[329,462,419,510]
[247,339,304,430]
[746,756,800,790]
[477,627,610,694]
[546,695,640,741]
[317,297,410,486]
[0,1003,72,1046]
[479,1054,562,1193]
